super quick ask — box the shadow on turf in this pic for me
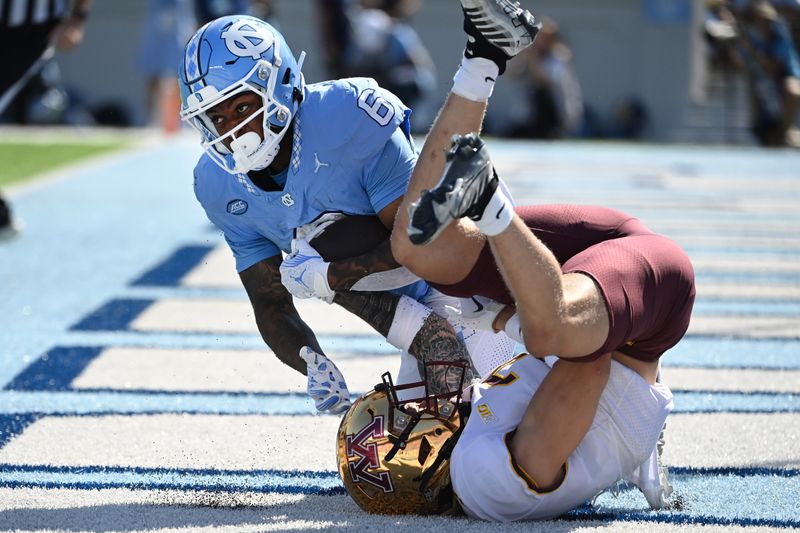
[1,494,618,532]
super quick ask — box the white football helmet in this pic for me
[179,16,305,174]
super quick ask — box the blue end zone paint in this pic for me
[676,391,799,413]
[669,466,800,477]
[0,391,313,415]
[665,338,800,369]
[572,470,800,528]
[52,332,396,353]
[0,464,343,496]
[692,300,800,317]
[683,246,800,256]
[697,272,800,284]
[69,299,154,331]
[0,464,797,528]
[4,347,102,391]
[0,415,41,448]
[0,390,795,415]
[131,245,215,287]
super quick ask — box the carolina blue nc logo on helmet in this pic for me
[221,20,275,59]
[227,199,249,215]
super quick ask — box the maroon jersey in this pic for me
[430,205,696,362]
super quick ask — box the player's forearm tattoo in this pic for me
[327,240,402,290]
[240,258,323,376]
[410,312,478,397]
[332,290,399,338]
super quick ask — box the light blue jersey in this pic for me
[193,77,428,300]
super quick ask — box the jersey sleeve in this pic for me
[193,159,281,273]
[222,231,281,273]
[362,125,418,214]
[310,78,415,215]
[322,78,412,161]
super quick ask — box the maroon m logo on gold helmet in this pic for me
[345,415,395,493]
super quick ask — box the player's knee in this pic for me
[520,320,565,358]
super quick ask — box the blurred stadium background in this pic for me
[2,1,800,531]
[5,0,784,143]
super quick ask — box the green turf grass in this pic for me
[0,141,126,188]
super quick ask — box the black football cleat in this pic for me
[461,0,542,74]
[407,133,498,246]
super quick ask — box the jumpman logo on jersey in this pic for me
[314,153,330,174]
[290,267,310,289]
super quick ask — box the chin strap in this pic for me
[418,402,472,503]
[383,411,421,462]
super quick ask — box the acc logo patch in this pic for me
[226,199,248,215]
[221,20,274,59]
[345,415,394,493]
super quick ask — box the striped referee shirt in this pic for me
[0,0,69,28]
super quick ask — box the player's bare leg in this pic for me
[392,95,490,285]
[391,0,540,284]
[422,133,666,490]
[488,216,609,358]
[490,213,663,488]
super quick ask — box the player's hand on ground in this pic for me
[280,239,335,302]
[446,296,506,332]
[300,347,351,415]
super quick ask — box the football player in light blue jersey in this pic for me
[179,15,517,415]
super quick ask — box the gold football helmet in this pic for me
[336,369,470,515]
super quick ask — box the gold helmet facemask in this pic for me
[336,362,472,515]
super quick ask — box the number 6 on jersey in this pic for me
[357,89,395,126]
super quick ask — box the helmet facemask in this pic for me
[183,59,292,174]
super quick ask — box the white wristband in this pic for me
[452,56,499,102]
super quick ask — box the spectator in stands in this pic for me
[137,0,196,132]
[317,0,355,79]
[194,0,276,27]
[194,0,249,26]
[738,0,800,146]
[0,0,92,240]
[705,0,740,74]
[507,17,583,139]
[771,0,800,53]
[316,0,436,129]
[247,0,277,24]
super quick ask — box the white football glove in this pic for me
[445,296,506,332]
[280,239,335,302]
[294,212,345,242]
[300,346,351,415]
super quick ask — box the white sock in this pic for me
[473,178,515,236]
[386,296,432,352]
[452,56,499,102]
[503,313,524,344]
